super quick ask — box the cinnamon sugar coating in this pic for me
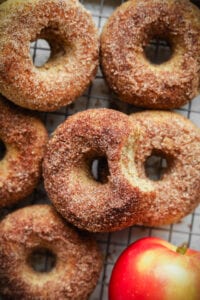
[43,109,140,232]
[0,97,48,208]
[129,111,200,226]
[100,0,200,109]
[0,0,99,111]
[43,109,200,232]
[0,205,103,299]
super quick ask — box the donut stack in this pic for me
[0,0,200,299]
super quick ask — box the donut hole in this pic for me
[90,156,110,184]
[0,140,6,161]
[30,26,69,68]
[28,247,57,273]
[30,39,51,67]
[144,37,173,64]
[145,150,171,181]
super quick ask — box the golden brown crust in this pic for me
[0,96,48,208]
[100,0,200,109]
[0,205,103,300]
[43,108,200,231]
[0,0,99,111]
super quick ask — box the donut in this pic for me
[0,0,99,111]
[0,205,103,299]
[43,108,200,232]
[0,97,48,208]
[43,108,136,232]
[128,110,200,226]
[100,0,200,109]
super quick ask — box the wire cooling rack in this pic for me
[1,0,200,299]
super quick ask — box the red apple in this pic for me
[109,237,200,300]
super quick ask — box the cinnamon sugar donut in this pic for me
[43,109,200,232]
[0,205,102,300]
[101,0,200,109]
[43,108,137,232]
[0,97,47,208]
[128,110,200,226]
[0,0,99,111]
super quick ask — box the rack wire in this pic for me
[1,0,200,299]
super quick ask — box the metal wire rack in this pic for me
[1,0,200,299]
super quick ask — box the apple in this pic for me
[109,237,200,300]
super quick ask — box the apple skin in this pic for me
[109,237,200,300]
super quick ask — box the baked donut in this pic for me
[43,108,137,232]
[100,0,200,109]
[128,110,200,226]
[0,205,102,300]
[0,0,99,111]
[43,109,200,232]
[0,97,47,208]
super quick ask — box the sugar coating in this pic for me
[0,0,99,111]
[0,205,103,299]
[0,97,48,208]
[100,0,200,109]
